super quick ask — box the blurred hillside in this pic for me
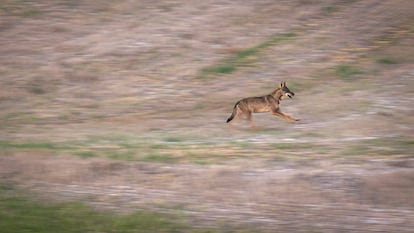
[1,0,413,143]
[1,0,414,232]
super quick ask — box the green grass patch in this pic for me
[0,4,44,18]
[73,151,98,159]
[150,143,169,149]
[321,5,338,14]
[335,64,363,80]
[107,150,135,161]
[201,65,236,74]
[0,185,187,233]
[376,57,397,64]
[198,32,297,79]
[163,136,184,143]
[144,153,175,163]
[0,141,72,150]
[183,151,220,165]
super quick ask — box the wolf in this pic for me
[226,81,299,127]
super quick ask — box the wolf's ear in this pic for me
[280,81,285,88]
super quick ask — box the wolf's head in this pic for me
[279,81,295,99]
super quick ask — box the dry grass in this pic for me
[1,0,414,232]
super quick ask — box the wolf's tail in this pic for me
[226,101,239,123]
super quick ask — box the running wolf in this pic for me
[226,81,299,127]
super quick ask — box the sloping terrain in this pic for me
[1,0,413,232]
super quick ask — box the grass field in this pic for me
[1,184,247,233]
[1,0,413,232]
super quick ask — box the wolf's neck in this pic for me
[271,88,283,100]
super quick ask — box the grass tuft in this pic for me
[74,151,98,159]
[163,136,184,143]
[144,153,175,163]
[198,32,296,78]
[335,64,363,80]
[201,65,236,75]
[321,5,338,15]
[376,57,397,64]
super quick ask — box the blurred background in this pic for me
[1,0,413,232]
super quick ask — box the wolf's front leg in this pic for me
[272,111,299,122]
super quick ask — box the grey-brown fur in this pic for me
[226,81,299,127]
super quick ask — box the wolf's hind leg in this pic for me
[246,112,257,128]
